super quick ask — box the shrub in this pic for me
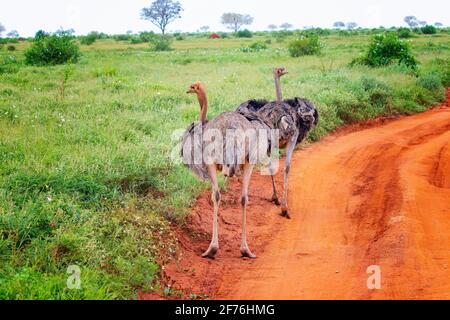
[130,36,144,44]
[421,25,437,35]
[25,30,80,66]
[397,27,412,39]
[417,71,444,92]
[7,45,16,51]
[241,41,268,52]
[217,32,229,39]
[139,32,156,43]
[80,32,98,45]
[288,35,321,57]
[351,33,417,70]
[236,29,253,38]
[0,55,20,74]
[150,36,172,51]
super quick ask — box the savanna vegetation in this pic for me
[0,27,449,299]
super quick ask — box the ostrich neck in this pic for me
[275,76,283,103]
[197,90,208,124]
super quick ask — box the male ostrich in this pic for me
[239,68,319,218]
[181,82,272,259]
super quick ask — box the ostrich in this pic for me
[240,68,319,218]
[181,82,272,259]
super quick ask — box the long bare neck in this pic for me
[274,75,282,103]
[197,89,208,124]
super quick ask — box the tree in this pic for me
[404,16,418,28]
[0,23,5,37]
[141,0,183,35]
[418,20,427,27]
[199,26,210,33]
[268,24,278,31]
[7,30,19,38]
[346,22,358,30]
[221,13,254,32]
[280,23,293,30]
[333,21,345,29]
[434,22,443,28]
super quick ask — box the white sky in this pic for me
[1,0,449,36]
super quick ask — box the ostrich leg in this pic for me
[281,132,299,219]
[202,165,220,259]
[240,163,257,258]
[268,158,280,206]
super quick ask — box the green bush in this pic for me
[351,33,417,70]
[25,30,80,66]
[397,27,412,39]
[139,32,156,43]
[217,32,229,39]
[80,32,98,45]
[236,29,253,38]
[421,25,437,35]
[7,45,16,51]
[417,71,444,92]
[241,41,268,52]
[150,36,172,51]
[0,55,20,74]
[288,35,321,57]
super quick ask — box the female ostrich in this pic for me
[181,82,272,259]
[244,68,319,218]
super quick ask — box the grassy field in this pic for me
[0,32,449,299]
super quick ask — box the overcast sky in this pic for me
[1,0,449,36]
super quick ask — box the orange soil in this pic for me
[141,90,450,300]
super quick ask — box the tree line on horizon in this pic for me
[0,0,447,40]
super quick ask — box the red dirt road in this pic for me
[147,92,450,300]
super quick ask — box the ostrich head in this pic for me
[187,81,204,94]
[187,82,208,124]
[273,67,288,78]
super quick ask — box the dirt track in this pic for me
[146,91,450,300]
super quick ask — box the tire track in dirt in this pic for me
[142,90,450,300]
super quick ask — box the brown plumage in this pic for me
[181,82,273,259]
[237,68,319,218]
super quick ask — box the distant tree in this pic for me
[418,20,427,27]
[268,24,278,31]
[126,30,133,35]
[0,23,5,37]
[7,30,19,38]
[434,22,443,28]
[221,13,254,32]
[333,21,345,29]
[35,30,49,40]
[404,16,418,28]
[280,23,293,30]
[141,0,183,35]
[346,22,358,30]
[199,26,210,33]
[65,28,76,36]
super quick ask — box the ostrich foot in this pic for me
[240,246,257,259]
[202,244,218,259]
[271,195,281,206]
[281,209,291,219]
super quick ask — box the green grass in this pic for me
[0,33,449,299]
